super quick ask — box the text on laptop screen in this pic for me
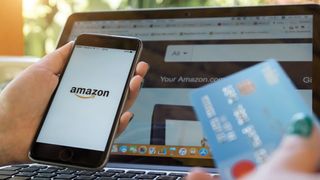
[67,15,312,161]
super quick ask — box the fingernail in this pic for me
[287,113,313,138]
[129,113,134,122]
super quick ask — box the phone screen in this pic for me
[36,44,136,151]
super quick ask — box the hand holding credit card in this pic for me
[190,59,319,180]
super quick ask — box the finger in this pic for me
[187,168,213,180]
[266,113,320,172]
[116,111,134,136]
[135,61,149,77]
[35,42,74,75]
[123,75,143,111]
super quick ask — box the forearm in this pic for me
[0,95,21,165]
[0,116,31,166]
[0,118,26,165]
[0,137,13,166]
[0,86,42,165]
[0,103,13,165]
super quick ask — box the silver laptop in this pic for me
[1,4,319,180]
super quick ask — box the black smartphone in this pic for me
[29,34,142,169]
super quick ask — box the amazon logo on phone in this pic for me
[70,87,110,99]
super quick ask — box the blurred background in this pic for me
[0,0,316,57]
[22,0,318,57]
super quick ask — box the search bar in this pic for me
[164,44,312,62]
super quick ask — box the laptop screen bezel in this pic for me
[56,4,320,168]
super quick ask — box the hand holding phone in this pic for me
[29,34,143,169]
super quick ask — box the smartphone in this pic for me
[29,34,142,169]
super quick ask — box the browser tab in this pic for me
[70,15,312,41]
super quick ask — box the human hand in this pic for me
[187,115,320,180]
[0,42,149,165]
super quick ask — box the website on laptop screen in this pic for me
[67,15,312,162]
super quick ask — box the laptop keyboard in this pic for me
[0,164,200,180]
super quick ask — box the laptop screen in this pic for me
[58,5,318,168]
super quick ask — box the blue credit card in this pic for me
[190,59,318,180]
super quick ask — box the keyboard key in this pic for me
[38,168,57,173]
[30,165,47,169]
[0,171,17,176]
[0,175,10,180]
[57,169,77,174]
[34,173,56,178]
[0,167,21,171]
[47,166,65,171]
[9,177,30,180]
[74,176,96,180]
[156,175,178,180]
[54,174,76,179]
[135,174,156,179]
[15,172,37,177]
[95,177,117,180]
[147,172,167,176]
[105,169,125,173]
[168,173,187,177]
[19,167,40,172]
[95,172,115,177]
[75,170,96,176]
[114,173,135,178]
[126,170,145,174]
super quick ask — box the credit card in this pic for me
[190,59,318,180]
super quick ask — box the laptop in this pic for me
[1,4,320,180]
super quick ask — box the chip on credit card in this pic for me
[190,59,318,180]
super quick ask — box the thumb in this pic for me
[267,113,320,173]
[35,42,74,75]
